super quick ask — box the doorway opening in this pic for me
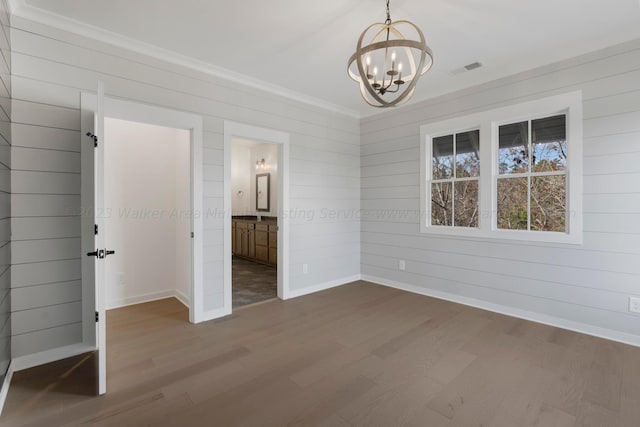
[104,118,192,310]
[81,92,204,394]
[231,139,279,308]
[223,121,291,312]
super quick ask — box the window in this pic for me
[420,91,583,244]
[431,130,480,227]
[496,115,567,232]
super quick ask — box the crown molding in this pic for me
[7,0,361,119]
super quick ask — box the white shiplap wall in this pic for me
[361,39,640,343]
[9,17,360,358]
[0,0,10,377]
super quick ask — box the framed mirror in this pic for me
[256,173,270,211]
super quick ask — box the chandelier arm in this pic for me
[351,41,388,106]
[390,51,425,106]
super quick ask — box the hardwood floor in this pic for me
[2,281,640,426]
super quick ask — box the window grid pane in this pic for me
[431,182,452,226]
[531,115,567,173]
[454,180,479,227]
[497,176,529,230]
[498,121,529,175]
[430,130,480,228]
[530,175,567,232]
[455,130,480,178]
[432,135,453,180]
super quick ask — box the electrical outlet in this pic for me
[302,264,308,274]
[399,260,406,271]
[630,296,640,314]
[119,273,125,286]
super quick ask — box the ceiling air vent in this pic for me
[450,62,483,75]
[464,62,482,71]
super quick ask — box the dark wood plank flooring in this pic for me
[2,281,640,426]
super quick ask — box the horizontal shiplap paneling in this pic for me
[361,38,640,341]
[0,0,9,376]
[9,15,360,358]
[11,170,80,195]
[11,280,81,312]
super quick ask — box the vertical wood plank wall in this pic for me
[9,17,360,358]
[0,0,10,377]
[360,39,640,341]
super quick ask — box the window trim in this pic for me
[420,91,583,244]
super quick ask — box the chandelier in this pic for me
[347,0,434,108]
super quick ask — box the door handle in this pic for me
[87,249,115,259]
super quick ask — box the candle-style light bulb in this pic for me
[373,66,378,84]
[391,51,396,71]
[394,63,404,85]
[365,56,371,78]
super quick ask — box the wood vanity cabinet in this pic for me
[231,221,236,253]
[233,221,255,258]
[255,224,269,263]
[268,225,277,265]
[232,218,277,267]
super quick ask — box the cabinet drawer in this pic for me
[268,224,278,232]
[256,223,269,231]
[236,222,248,229]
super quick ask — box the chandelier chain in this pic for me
[385,0,391,24]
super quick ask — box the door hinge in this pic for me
[95,311,99,322]
[85,132,98,147]
[95,224,98,235]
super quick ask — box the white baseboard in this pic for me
[0,361,14,416]
[362,274,640,348]
[107,289,190,310]
[174,289,190,308]
[11,343,96,372]
[285,274,362,300]
[200,306,232,323]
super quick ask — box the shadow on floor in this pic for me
[8,352,97,398]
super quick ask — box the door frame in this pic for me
[223,121,291,309]
[80,94,205,351]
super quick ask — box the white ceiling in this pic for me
[12,0,640,117]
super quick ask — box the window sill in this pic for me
[419,224,583,246]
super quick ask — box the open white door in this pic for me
[80,82,109,395]
[93,82,108,395]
